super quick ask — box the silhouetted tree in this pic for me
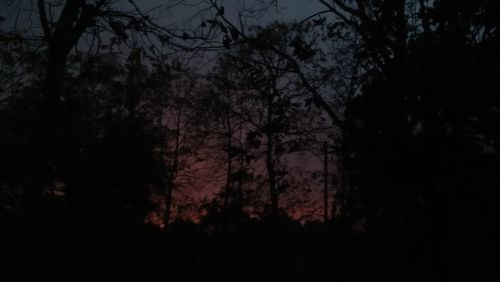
[317,0,500,280]
[0,0,202,212]
[233,23,328,219]
[198,56,257,227]
[157,66,208,226]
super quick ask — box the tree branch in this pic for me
[37,0,51,43]
[207,0,344,130]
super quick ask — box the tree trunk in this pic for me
[265,95,278,218]
[224,141,232,211]
[164,184,173,226]
[266,134,278,218]
[323,142,329,222]
[28,0,94,208]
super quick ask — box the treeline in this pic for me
[1,1,499,281]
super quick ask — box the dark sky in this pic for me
[143,1,329,221]
[141,0,325,28]
[0,1,325,55]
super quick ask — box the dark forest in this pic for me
[1,1,499,281]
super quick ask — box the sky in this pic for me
[160,0,325,26]
[0,1,326,34]
[141,1,333,221]
[134,0,334,221]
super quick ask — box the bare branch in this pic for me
[206,0,344,130]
